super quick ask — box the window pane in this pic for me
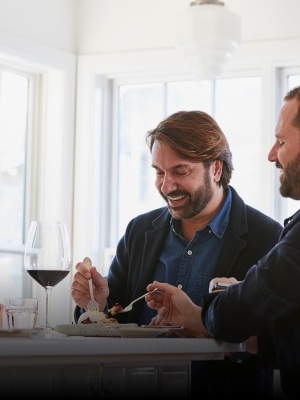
[118,84,165,238]
[0,70,29,307]
[0,253,26,299]
[166,80,212,114]
[215,77,262,210]
[0,71,28,245]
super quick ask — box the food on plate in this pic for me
[108,303,124,316]
[78,310,118,324]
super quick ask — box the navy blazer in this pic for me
[202,208,300,398]
[75,185,282,323]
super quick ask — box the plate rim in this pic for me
[53,322,138,337]
[114,326,184,338]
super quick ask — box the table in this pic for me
[0,335,245,397]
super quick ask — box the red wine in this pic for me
[27,270,70,288]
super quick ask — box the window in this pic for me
[80,66,300,276]
[0,70,27,245]
[0,50,76,327]
[73,52,300,281]
[0,69,30,299]
[115,76,262,244]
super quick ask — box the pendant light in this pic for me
[177,0,242,79]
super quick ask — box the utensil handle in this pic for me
[88,279,94,299]
[134,287,158,302]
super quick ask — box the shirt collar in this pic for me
[171,186,232,239]
[209,186,231,238]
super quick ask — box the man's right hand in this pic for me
[71,260,109,311]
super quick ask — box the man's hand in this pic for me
[209,277,239,293]
[71,260,109,311]
[145,281,209,337]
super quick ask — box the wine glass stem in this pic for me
[45,286,53,329]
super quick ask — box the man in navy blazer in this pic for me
[72,110,282,397]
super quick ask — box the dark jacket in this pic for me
[202,208,300,398]
[75,186,282,397]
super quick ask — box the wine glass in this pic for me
[24,221,72,331]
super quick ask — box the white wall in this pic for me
[1,0,300,58]
[71,0,300,81]
[75,0,300,53]
[1,0,300,70]
[0,0,75,53]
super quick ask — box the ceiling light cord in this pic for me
[191,0,224,6]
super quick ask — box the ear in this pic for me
[212,160,223,182]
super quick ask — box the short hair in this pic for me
[146,110,234,188]
[284,86,300,130]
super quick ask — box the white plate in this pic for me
[54,323,138,337]
[115,326,184,338]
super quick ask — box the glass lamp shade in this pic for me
[177,3,241,79]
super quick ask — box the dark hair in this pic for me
[146,110,234,188]
[284,86,300,129]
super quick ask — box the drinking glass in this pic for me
[24,221,72,330]
[5,298,38,330]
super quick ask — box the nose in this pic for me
[268,142,278,162]
[159,174,177,194]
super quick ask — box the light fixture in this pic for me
[177,0,241,79]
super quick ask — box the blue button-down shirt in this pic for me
[138,187,232,325]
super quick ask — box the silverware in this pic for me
[118,288,159,313]
[83,257,99,312]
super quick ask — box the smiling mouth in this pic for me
[167,195,186,202]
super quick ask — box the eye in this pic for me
[174,170,189,176]
[173,166,191,176]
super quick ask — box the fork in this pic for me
[83,257,99,312]
[118,288,159,313]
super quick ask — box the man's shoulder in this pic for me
[127,206,170,228]
[229,185,282,230]
[133,206,168,220]
[246,204,282,229]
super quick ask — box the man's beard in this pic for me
[279,153,300,200]
[160,169,213,220]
